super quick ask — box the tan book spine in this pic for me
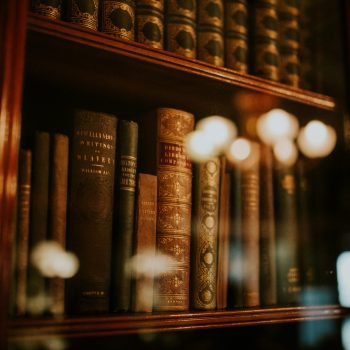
[30,0,62,19]
[66,0,99,30]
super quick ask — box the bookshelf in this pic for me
[1,1,349,349]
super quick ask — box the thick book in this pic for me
[101,0,135,40]
[30,0,62,19]
[225,0,249,72]
[131,173,157,313]
[66,109,117,314]
[66,0,99,30]
[166,0,197,58]
[111,119,138,312]
[15,149,32,316]
[138,107,194,311]
[191,157,220,310]
[136,0,164,49]
[48,133,69,316]
[197,0,224,67]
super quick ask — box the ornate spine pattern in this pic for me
[66,0,99,30]
[153,108,194,311]
[30,0,62,19]
[111,120,138,312]
[191,158,220,310]
[197,0,224,67]
[136,0,164,49]
[166,0,197,58]
[101,0,135,40]
[253,0,280,81]
[225,0,248,72]
[67,110,117,314]
[278,0,300,87]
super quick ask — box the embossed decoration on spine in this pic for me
[225,0,248,72]
[30,0,62,19]
[154,108,194,311]
[136,0,164,49]
[101,0,135,40]
[166,0,197,58]
[197,0,224,66]
[67,0,99,30]
[191,158,220,309]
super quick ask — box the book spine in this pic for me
[30,0,62,19]
[225,0,248,72]
[153,107,194,311]
[136,0,164,49]
[252,0,280,81]
[48,133,69,316]
[197,0,224,67]
[111,120,138,312]
[67,110,117,314]
[132,173,157,313]
[101,0,135,40]
[259,144,277,306]
[191,157,220,310]
[66,0,99,30]
[278,0,300,87]
[166,0,197,58]
[15,150,32,316]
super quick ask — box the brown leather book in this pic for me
[191,157,220,310]
[101,0,135,40]
[66,109,117,314]
[131,173,157,313]
[66,0,99,30]
[30,0,62,19]
[48,133,69,316]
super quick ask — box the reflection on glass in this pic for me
[342,317,350,350]
[337,252,350,307]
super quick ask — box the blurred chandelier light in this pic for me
[185,129,218,162]
[227,137,252,162]
[273,138,298,166]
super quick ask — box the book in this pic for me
[15,149,32,316]
[66,0,99,30]
[191,157,220,310]
[131,173,157,313]
[48,133,69,316]
[66,109,117,314]
[225,0,249,72]
[138,107,194,311]
[197,0,224,67]
[101,0,135,40]
[166,0,197,58]
[136,0,164,49]
[111,119,138,312]
[30,0,62,19]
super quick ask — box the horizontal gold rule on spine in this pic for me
[167,0,196,20]
[137,0,164,11]
[198,0,224,29]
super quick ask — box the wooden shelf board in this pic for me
[9,305,347,340]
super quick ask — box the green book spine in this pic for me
[30,0,63,19]
[101,0,135,40]
[67,109,117,314]
[66,0,99,30]
[111,119,138,312]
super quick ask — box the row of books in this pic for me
[13,106,332,317]
[30,0,318,90]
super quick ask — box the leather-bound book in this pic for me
[111,119,138,312]
[66,109,117,314]
[225,0,248,72]
[166,0,197,58]
[278,0,300,87]
[101,0,135,40]
[197,0,224,67]
[191,157,220,310]
[48,133,69,316]
[252,0,280,81]
[66,0,99,30]
[259,144,277,306]
[30,0,63,19]
[15,149,32,316]
[131,173,157,313]
[136,0,164,49]
[138,107,194,311]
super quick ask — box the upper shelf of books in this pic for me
[26,14,335,118]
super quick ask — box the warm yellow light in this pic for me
[257,108,299,145]
[273,138,298,166]
[185,130,218,162]
[227,138,252,161]
[297,120,337,158]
